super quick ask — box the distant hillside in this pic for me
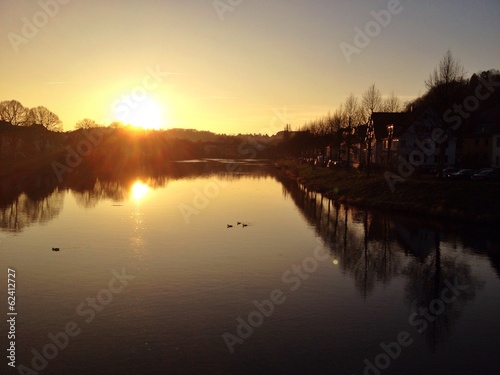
[164,128,220,142]
[163,128,283,145]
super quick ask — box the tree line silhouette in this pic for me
[279,51,500,166]
[1,51,498,175]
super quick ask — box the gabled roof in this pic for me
[371,112,409,140]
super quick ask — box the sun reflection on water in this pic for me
[131,181,150,202]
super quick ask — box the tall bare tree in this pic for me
[383,91,403,112]
[425,49,466,110]
[343,93,363,126]
[26,106,63,131]
[0,100,28,125]
[361,84,383,120]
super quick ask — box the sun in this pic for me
[116,96,166,130]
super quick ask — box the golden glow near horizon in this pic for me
[1,1,498,135]
[131,181,150,202]
[113,95,166,130]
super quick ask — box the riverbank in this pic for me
[276,160,500,222]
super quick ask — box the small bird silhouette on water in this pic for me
[52,247,60,251]
[237,222,242,225]
[242,224,248,228]
[227,224,233,228]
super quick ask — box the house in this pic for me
[400,110,457,169]
[349,124,368,168]
[371,112,410,167]
[371,110,458,170]
[334,124,368,169]
[458,110,500,168]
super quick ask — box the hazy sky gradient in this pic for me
[1,0,499,134]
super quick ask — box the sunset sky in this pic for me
[1,0,499,134]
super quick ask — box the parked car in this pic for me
[437,167,458,179]
[471,168,500,181]
[451,169,475,180]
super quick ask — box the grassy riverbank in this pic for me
[276,160,500,222]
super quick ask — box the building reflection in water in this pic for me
[277,172,491,350]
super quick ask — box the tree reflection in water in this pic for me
[276,172,488,350]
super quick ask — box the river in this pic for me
[1,160,499,374]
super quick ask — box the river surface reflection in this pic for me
[1,160,499,374]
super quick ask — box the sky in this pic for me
[1,0,499,134]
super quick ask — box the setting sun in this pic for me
[115,96,166,130]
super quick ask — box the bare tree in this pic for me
[76,118,100,129]
[325,111,341,135]
[26,106,63,131]
[425,51,467,169]
[343,93,363,126]
[342,94,364,170]
[0,100,28,125]
[425,50,466,90]
[361,84,383,119]
[383,91,403,112]
[425,50,467,110]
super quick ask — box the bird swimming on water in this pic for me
[227,224,233,228]
[52,247,60,251]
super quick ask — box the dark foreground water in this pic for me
[1,160,499,374]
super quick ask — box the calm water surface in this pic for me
[1,161,499,374]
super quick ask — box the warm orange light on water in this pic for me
[131,181,150,201]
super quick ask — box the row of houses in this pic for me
[323,109,500,171]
